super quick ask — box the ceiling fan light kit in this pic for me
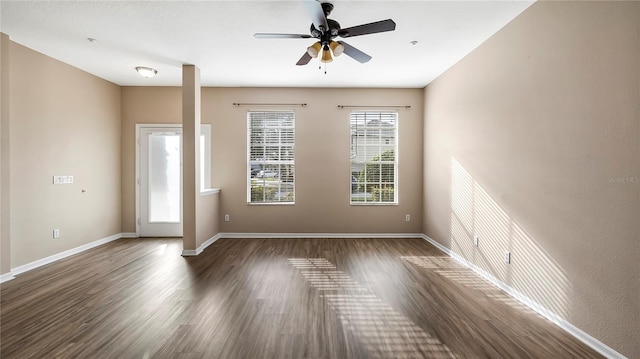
[307,40,343,64]
[254,0,396,68]
[329,41,344,57]
[321,45,333,63]
[307,42,322,58]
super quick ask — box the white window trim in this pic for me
[200,125,212,193]
[247,110,296,205]
[349,111,399,205]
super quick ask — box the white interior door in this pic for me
[139,127,183,237]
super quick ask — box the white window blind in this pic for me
[247,111,295,204]
[350,111,398,204]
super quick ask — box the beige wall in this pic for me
[119,82,220,248]
[182,65,199,252]
[197,192,219,248]
[121,87,183,233]
[8,41,122,268]
[1,33,11,274]
[122,87,424,235]
[423,1,640,357]
[182,65,219,251]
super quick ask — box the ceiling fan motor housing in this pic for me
[310,19,341,46]
[321,2,334,16]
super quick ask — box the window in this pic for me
[350,111,398,204]
[247,111,295,204]
[200,124,212,192]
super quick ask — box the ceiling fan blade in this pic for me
[254,33,312,39]
[296,52,313,66]
[339,19,396,38]
[303,0,329,32]
[338,41,372,63]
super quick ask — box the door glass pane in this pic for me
[148,134,180,223]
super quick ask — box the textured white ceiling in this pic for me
[0,0,534,88]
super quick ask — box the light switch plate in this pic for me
[53,175,74,184]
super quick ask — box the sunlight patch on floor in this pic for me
[402,256,530,312]
[289,258,455,359]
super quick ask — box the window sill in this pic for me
[350,202,398,206]
[200,188,220,196]
[247,202,295,206]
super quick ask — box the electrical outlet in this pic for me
[405,214,411,222]
[53,229,60,239]
[473,235,479,247]
[224,214,230,222]
[504,251,511,264]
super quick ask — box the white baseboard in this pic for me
[0,272,15,283]
[182,233,222,256]
[218,232,424,239]
[421,235,626,359]
[180,232,423,256]
[3,233,127,282]
[120,232,138,238]
[181,249,198,256]
[180,233,422,256]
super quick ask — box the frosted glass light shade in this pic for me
[321,49,333,63]
[330,41,344,57]
[136,66,158,78]
[306,42,322,58]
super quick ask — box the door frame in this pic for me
[135,123,212,237]
[135,124,182,237]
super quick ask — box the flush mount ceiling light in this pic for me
[135,66,158,78]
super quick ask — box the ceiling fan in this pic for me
[254,1,396,66]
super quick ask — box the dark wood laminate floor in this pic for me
[1,238,603,359]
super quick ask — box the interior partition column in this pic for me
[0,33,12,279]
[182,64,201,255]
